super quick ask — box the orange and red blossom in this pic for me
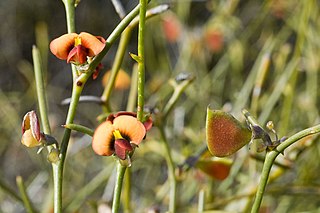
[92,112,152,159]
[50,32,105,65]
[161,12,181,43]
[21,111,45,147]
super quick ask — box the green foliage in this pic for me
[1,0,320,212]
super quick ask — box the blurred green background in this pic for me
[1,0,320,212]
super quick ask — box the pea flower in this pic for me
[49,32,105,65]
[21,111,45,147]
[92,112,152,160]
[21,111,58,151]
[161,12,181,43]
[102,69,131,90]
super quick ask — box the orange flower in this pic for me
[161,12,181,43]
[50,32,105,65]
[205,29,224,53]
[92,112,152,159]
[102,69,131,90]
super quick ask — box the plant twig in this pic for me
[251,124,320,212]
[112,162,127,213]
[0,177,22,203]
[62,123,94,136]
[159,127,177,213]
[32,46,51,135]
[16,176,37,213]
[136,0,147,121]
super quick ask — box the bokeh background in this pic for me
[1,0,320,212]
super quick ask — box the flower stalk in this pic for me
[112,162,127,213]
[251,124,320,212]
[136,0,147,121]
[16,176,37,213]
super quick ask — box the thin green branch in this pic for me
[163,76,195,118]
[251,124,320,212]
[136,0,147,121]
[62,0,77,79]
[159,127,177,213]
[101,28,132,112]
[32,46,51,135]
[0,177,22,203]
[62,0,76,33]
[16,176,37,213]
[122,65,139,213]
[63,123,94,136]
[101,4,169,113]
[87,1,151,76]
[258,58,299,124]
[112,162,127,213]
[64,163,114,212]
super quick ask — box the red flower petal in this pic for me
[114,139,133,160]
[67,45,88,64]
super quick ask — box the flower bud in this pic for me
[21,111,43,147]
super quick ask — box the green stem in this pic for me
[63,123,94,136]
[136,0,147,121]
[88,2,150,75]
[56,79,85,213]
[101,4,169,113]
[62,0,78,80]
[62,0,76,33]
[112,162,127,213]
[251,124,320,212]
[126,64,138,113]
[51,1,77,212]
[122,66,139,213]
[163,77,195,118]
[32,46,51,135]
[16,176,37,213]
[159,127,177,213]
[0,177,22,203]
[101,28,132,112]
[65,163,114,212]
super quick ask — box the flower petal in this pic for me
[102,69,131,90]
[22,111,41,141]
[113,115,146,145]
[50,33,78,60]
[114,139,133,160]
[92,121,115,156]
[79,32,105,56]
[67,45,88,64]
[21,129,42,147]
